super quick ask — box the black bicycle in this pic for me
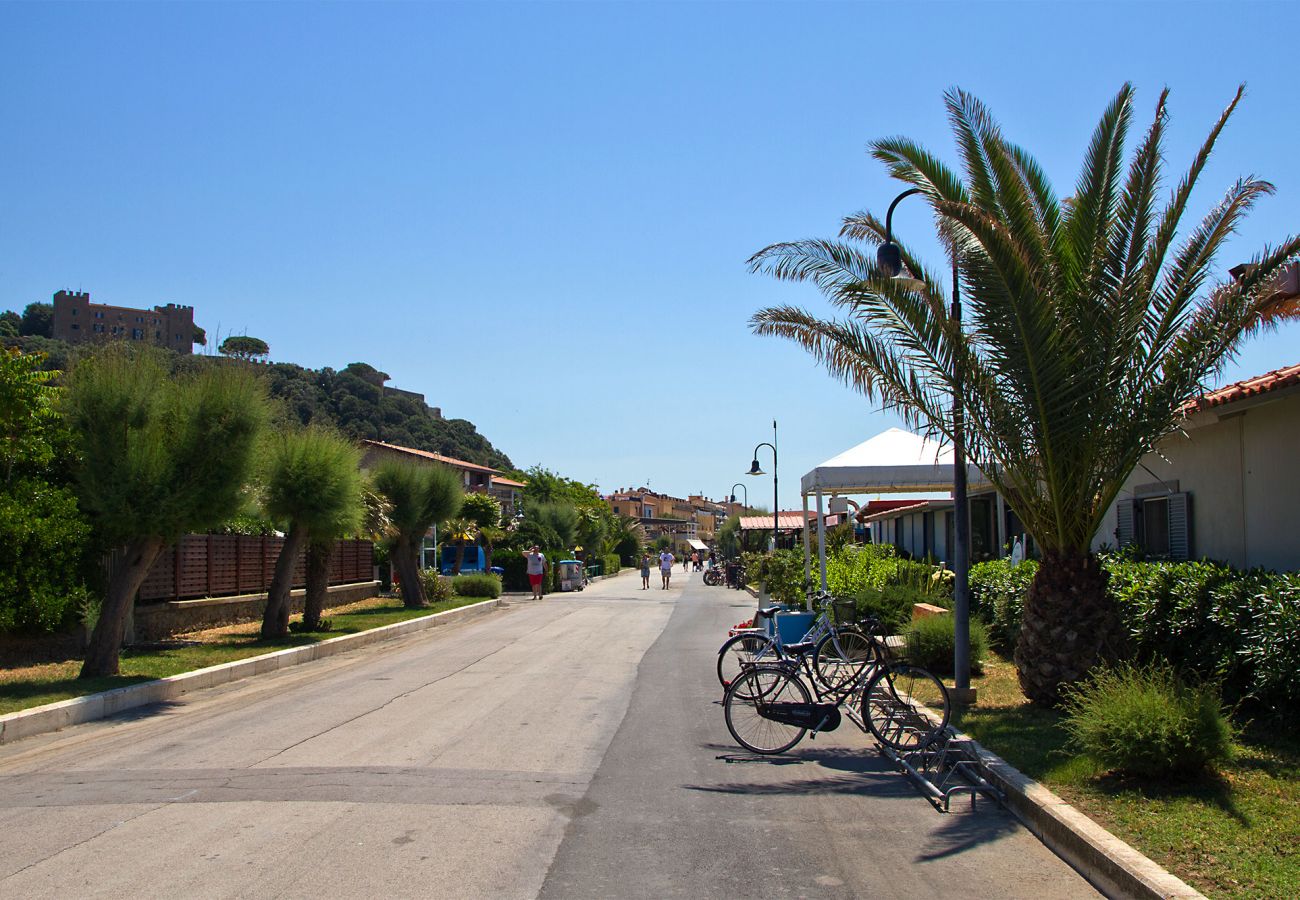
[722,617,950,755]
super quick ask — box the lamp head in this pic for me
[729,494,735,504]
[747,459,764,476]
[876,241,903,278]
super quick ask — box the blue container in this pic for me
[766,610,815,645]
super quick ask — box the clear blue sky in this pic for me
[3,1,1298,510]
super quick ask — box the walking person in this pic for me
[659,548,675,589]
[640,552,652,590]
[525,545,547,601]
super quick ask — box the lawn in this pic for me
[0,595,489,716]
[953,654,1299,900]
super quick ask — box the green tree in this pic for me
[750,85,1300,705]
[19,302,53,338]
[528,501,578,549]
[453,491,501,574]
[192,325,207,347]
[0,311,20,338]
[220,335,271,361]
[63,345,269,676]
[372,460,462,607]
[259,427,363,638]
[0,349,59,485]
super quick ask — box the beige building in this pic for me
[51,289,196,353]
[360,440,522,518]
[1094,362,1300,571]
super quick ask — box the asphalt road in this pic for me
[0,570,1098,899]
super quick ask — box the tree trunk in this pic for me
[80,536,167,678]
[393,535,427,608]
[1015,549,1120,706]
[302,538,333,631]
[453,539,465,575]
[484,542,493,573]
[261,522,306,639]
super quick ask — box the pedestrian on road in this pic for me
[525,545,547,601]
[659,549,675,589]
[682,554,688,573]
[639,553,652,590]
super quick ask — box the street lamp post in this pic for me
[746,420,779,554]
[877,189,975,704]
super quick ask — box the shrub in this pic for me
[969,558,1038,653]
[742,549,806,604]
[0,479,92,633]
[1062,663,1233,779]
[855,586,922,633]
[452,573,502,599]
[1237,573,1300,711]
[493,549,528,591]
[904,613,987,676]
[419,569,454,603]
[602,553,620,576]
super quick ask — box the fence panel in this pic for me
[137,535,374,603]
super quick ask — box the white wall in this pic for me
[1094,389,1300,572]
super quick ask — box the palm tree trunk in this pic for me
[302,538,333,631]
[80,536,167,678]
[454,539,465,575]
[1014,549,1120,706]
[261,522,306,639]
[394,534,427,608]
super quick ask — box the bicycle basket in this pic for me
[831,597,860,626]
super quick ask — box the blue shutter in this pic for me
[1116,499,1136,548]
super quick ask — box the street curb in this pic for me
[951,729,1206,900]
[0,597,504,747]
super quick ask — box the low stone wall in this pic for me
[133,581,380,641]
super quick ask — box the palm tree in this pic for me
[445,517,476,575]
[750,85,1300,705]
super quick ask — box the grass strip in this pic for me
[0,595,487,716]
[953,654,1299,900]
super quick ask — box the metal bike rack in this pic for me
[877,728,1003,813]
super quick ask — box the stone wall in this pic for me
[133,581,380,641]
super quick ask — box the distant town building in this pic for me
[51,290,196,354]
[605,487,731,552]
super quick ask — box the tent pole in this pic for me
[816,490,827,595]
[802,492,811,606]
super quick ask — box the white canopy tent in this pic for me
[800,428,990,593]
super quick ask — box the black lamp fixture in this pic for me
[746,421,779,553]
[877,185,974,704]
[728,482,748,508]
[877,187,928,291]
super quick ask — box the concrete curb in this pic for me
[0,597,504,747]
[951,729,1206,900]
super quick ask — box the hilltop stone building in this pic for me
[51,290,196,354]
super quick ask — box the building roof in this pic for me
[1185,362,1300,413]
[361,440,501,475]
[738,511,815,531]
[492,476,526,488]
[855,499,933,522]
[860,499,950,523]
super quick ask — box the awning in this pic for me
[686,539,709,551]
[800,427,987,495]
[739,512,813,531]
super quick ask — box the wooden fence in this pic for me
[138,535,373,603]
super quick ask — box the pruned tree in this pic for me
[64,344,269,677]
[372,460,462,607]
[259,426,363,638]
[303,481,393,631]
[220,335,270,362]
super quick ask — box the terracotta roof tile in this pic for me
[361,440,501,475]
[1186,362,1300,413]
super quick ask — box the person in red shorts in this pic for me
[525,545,547,600]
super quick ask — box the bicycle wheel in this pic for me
[812,628,874,691]
[724,666,810,755]
[861,664,951,751]
[703,569,721,586]
[717,631,777,694]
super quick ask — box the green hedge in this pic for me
[452,573,502,599]
[971,555,1300,714]
[602,554,620,576]
[824,544,955,632]
[742,549,805,604]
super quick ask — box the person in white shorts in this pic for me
[659,549,675,589]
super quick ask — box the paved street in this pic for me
[0,572,1097,899]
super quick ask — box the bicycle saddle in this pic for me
[784,640,816,655]
[755,605,783,619]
